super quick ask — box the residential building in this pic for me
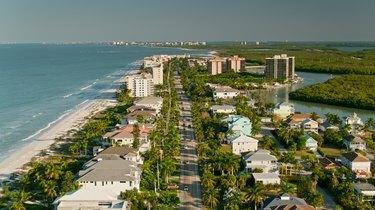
[224,115,252,136]
[125,73,154,97]
[265,54,295,80]
[301,119,319,133]
[53,188,128,210]
[227,133,258,155]
[94,146,143,165]
[211,104,236,114]
[273,102,295,119]
[126,105,156,114]
[344,135,366,151]
[103,124,152,152]
[302,133,318,151]
[318,157,338,170]
[263,194,315,210]
[252,173,280,185]
[345,112,364,134]
[152,65,163,85]
[243,149,278,173]
[287,113,312,129]
[227,55,245,72]
[125,110,157,124]
[353,182,375,204]
[78,159,141,191]
[207,57,226,75]
[341,152,371,178]
[319,120,340,132]
[134,97,163,113]
[212,85,240,99]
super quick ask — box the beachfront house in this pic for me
[344,135,366,151]
[273,102,295,119]
[78,159,141,191]
[125,110,157,125]
[242,149,278,173]
[224,115,252,136]
[53,188,128,210]
[227,133,258,155]
[94,146,143,165]
[211,104,236,114]
[134,96,163,113]
[302,133,318,151]
[301,119,319,133]
[341,152,371,178]
[252,173,280,185]
[263,194,315,210]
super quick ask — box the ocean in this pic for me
[0,44,204,160]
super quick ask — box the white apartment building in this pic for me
[125,73,154,97]
[228,133,258,155]
[152,65,164,85]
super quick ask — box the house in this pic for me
[252,173,280,185]
[318,157,338,170]
[343,135,366,151]
[302,133,318,151]
[273,102,295,119]
[263,194,315,210]
[287,113,312,129]
[224,115,252,136]
[53,188,128,210]
[134,97,163,113]
[211,104,236,114]
[78,159,141,192]
[212,85,240,99]
[227,133,258,155]
[300,119,319,133]
[94,146,143,165]
[341,152,371,178]
[125,110,157,124]
[103,124,152,152]
[345,112,364,134]
[319,120,340,132]
[353,182,375,204]
[127,105,157,114]
[243,150,278,173]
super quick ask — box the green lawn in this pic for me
[319,146,343,158]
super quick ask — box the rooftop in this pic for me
[211,104,235,110]
[243,149,277,162]
[342,151,369,162]
[134,96,163,105]
[252,173,279,180]
[353,182,375,192]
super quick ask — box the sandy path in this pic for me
[0,99,116,181]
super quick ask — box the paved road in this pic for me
[317,186,337,210]
[174,76,202,210]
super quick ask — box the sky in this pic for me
[0,0,374,43]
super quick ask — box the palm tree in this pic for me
[237,173,248,190]
[9,190,31,210]
[246,184,264,210]
[310,112,319,121]
[280,181,296,194]
[364,117,375,131]
[203,188,219,209]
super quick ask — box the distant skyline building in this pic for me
[265,54,295,80]
[207,57,226,75]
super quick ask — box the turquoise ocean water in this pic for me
[0,44,204,160]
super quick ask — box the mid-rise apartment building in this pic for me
[265,54,295,80]
[125,73,154,97]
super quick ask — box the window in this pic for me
[102,181,104,186]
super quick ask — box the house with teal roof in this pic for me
[224,115,252,136]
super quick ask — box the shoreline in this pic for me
[0,99,116,181]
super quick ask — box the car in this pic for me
[184,185,189,191]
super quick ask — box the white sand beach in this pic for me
[0,99,116,181]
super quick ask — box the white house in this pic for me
[273,102,295,119]
[53,188,128,210]
[243,149,278,173]
[302,133,318,151]
[252,173,280,185]
[344,135,367,151]
[212,85,240,99]
[78,159,141,192]
[301,119,319,133]
[227,133,258,155]
[211,105,236,114]
[345,112,364,134]
[263,194,315,210]
[353,182,375,204]
[134,97,163,113]
[94,146,143,165]
[341,152,371,178]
